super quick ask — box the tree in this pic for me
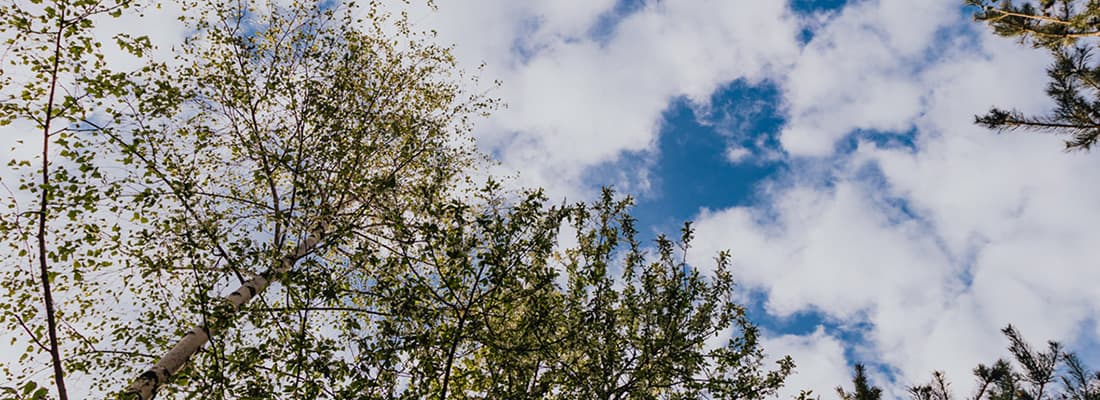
[546,191,794,399]
[470,190,797,400]
[967,0,1100,150]
[905,325,1065,400]
[95,0,495,398]
[0,1,150,399]
[840,325,1096,400]
[333,181,572,399]
[836,364,884,400]
[908,371,951,400]
[354,187,797,400]
[3,0,491,397]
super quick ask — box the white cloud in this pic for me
[764,327,851,399]
[778,0,959,157]
[412,0,803,199]
[690,0,1100,396]
[527,0,619,41]
[726,146,752,163]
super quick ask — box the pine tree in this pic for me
[837,364,884,400]
[908,371,952,400]
[869,325,1094,400]
[967,0,1100,150]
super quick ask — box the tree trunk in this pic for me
[37,6,68,400]
[124,229,323,399]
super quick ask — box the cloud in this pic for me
[689,0,1100,395]
[411,0,803,199]
[764,327,850,398]
[778,0,960,157]
[725,146,752,163]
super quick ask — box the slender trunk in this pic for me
[438,309,468,400]
[526,359,542,397]
[124,228,324,399]
[38,7,69,400]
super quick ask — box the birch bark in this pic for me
[125,229,324,399]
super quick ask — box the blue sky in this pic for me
[628,80,785,233]
[408,0,1100,397]
[618,0,885,383]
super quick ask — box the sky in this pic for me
[404,0,1100,397]
[2,0,1099,398]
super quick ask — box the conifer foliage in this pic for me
[967,0,1100,150]
[836,364,884,400]
[905,325,1074,400]
[840,325,1100,400]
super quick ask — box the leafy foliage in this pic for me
[100,0,494,397]
[0,0,151,399]
[0,0,798,399]
[313,187,798,400]
[531,190,795,399]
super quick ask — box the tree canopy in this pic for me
[0,1,797,399]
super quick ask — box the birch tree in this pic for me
[0,1,150,399]
[89,0,496,398]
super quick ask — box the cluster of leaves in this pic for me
[967,0,1100,150]
[280,186,796,400]
[0,0,153,399]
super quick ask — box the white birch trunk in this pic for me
[125,229,324,399]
